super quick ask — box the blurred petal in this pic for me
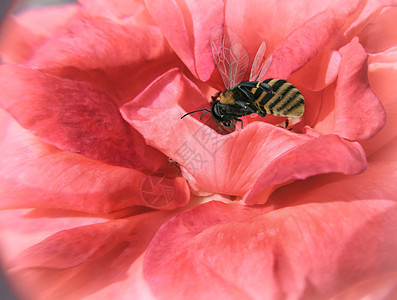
[145,0,224,81]
[0,4,79,64]
[29,5,168,71]
[0,64,167,171]
[83,254,155,300]
[0,209,108,265]
[144,199,397,300]
[121,70,367,200]
[0,110,189,212]
[1,209,173,300]
[78,0,143,19]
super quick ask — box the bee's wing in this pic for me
[249,41,273,82]
[210,39,229,89]
[211,33,249,89]
[228,43,249,88]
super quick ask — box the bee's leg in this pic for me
[236,85,256,103]
[256,110,266,117]
[235,118,244,129]
[258,82,273,94]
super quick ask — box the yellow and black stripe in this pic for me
[252,79,305,117]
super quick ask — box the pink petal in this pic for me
[333,38,386,140]
[225,0,363,80]
[0,110,189,212]
[144,0,224,81]
[0,64,167,170]
[78,0,143,19]
[352,5,397,54]
[29,6,168,71]
[0,4,79,64]
[83,254,155,300]
[121,70,367,199]
[0,209,108,265]
[144,198,397,300]
[3,209,173,300]
[362,49,397,157]
[243,133,367,205]
[289,49,342,91]
[267,9,344,79]
[12,219,135,269]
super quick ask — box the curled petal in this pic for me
[348,4,397,54]
[0,64,167,171]
[363,48,397,157]
[333,38,386,140]
[243,133,367,205]
[144,199,397,300]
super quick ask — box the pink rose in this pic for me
[0,0,396,299]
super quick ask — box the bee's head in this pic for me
[180,99,233,128]
[211,100,232,127]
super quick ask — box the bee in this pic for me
[181,32,305,128]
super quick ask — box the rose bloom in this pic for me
[0,0,397,299]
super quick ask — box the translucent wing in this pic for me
[228,43,249,88]
[210,31,249,89]
[210,39,229,89]
[249,41,273,82]
[249,41,266,81]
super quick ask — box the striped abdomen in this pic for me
[252,79,305,117]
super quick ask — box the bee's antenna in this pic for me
[181,109,211,119]
[199,111,210,120]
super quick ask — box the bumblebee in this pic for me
[181,33,305,128]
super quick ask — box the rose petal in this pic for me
[121,70,367,199]
[356,6,397,54]
[0,110,189,212]
[78,0,142,19]
[83,254,155,300]
[144,199,397,300]
[0,4,79,64]
[0,209,108,265]
[0,64,167,170]
[289,49,342,91]
[144,0,224,81]
[13,219,135,269]
[29,7,168,71]
[224,0,363,81]
[267,9,344,79]
[333,38,386,140]
[362,48,397,158]
[243,133,367,205]
[3,210,173,300]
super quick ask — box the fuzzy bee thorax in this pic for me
[220,90,236,105]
